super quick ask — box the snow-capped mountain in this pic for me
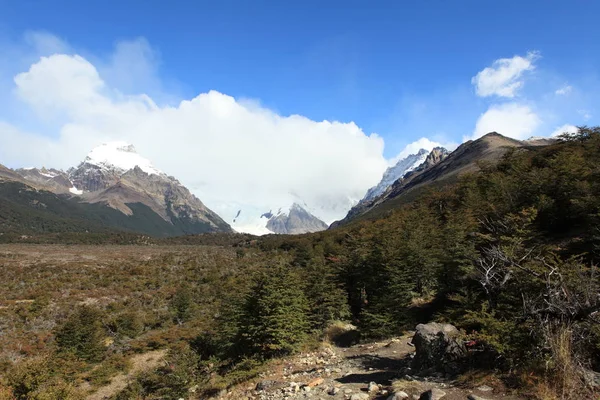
[231,203,328,235]
[11,142,232,235]
[362,149,429,202]
[68,142,164,193]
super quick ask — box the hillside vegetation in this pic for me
[0,128,599,399]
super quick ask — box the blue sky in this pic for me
[0,1,598,224]
[2,0,598,157]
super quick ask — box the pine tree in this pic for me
[55,306,106,362]
[303,260,350,330]
[236,265,310,358]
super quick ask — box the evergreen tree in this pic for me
[236,265,310,358]
[55,306,106,362]
[303,260,350,330]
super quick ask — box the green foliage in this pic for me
[170,285,193,324]
[55,306,106,362]
[236,265,310,358]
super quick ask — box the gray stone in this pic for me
[368,381,379,392]
[350,394,370,400]
[418,388,446,400]
[412,323,467,374]
[327,386,339,395]
[476,385,492,392]
[256,380,277,391]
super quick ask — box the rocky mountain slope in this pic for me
[333,132,553,226]
[1,142,232,236]
[362,149,429,202]
[231,203,329,235]
[265,203,329,234]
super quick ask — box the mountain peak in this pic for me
[361,149,430,202]
[84,142,162,176]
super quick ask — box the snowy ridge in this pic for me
[84,142,163,176]
[69,187,83,195]
[229,202,328,235]
[362,149,429,202]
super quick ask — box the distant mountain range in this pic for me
[0,142,330,237]
[0,133,558,238]
[0,142,231,237]
[332,132,555,227]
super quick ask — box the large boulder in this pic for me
[411,322,467,374]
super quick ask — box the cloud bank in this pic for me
[1,50,388,224]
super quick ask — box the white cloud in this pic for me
[471,51,539,98]
[470,103,541,140]
[555,84,572,96]
[550,124,578,137]
[1,53,388,225]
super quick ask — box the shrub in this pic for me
[55,306,106,362]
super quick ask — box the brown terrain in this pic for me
[223,332,526,400]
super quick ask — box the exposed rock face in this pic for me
[266,203,328,234]
[421,147,449,170]
[331,146,449,227]
[411,322,466,374]
[14,167,73,194]
[363,149,429,202]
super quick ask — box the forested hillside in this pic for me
[0,128,599,399]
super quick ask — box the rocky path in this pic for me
[221,332,525,400]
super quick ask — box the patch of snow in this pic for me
[362,149,429,202]
[39,171,57,178]
[69,186,83,195]
[84,142,163,175]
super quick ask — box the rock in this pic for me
[583,369,600,389]
[327,387,339,395]
[412,323,467,374]
[303,386,311,393]
[467,395,489,400]
[368,381,379,392]
[308,378,324,387]
[388,391,410,399]
[350,394,369,400]
[476,385,493,392]
[418,388,446,400]
[256,380,276,391]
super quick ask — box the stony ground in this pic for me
[219,333,526,400]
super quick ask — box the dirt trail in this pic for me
[223,333,525,400]
[85,349,167,400]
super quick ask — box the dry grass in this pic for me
[532,325,597,400]
[391,378,424,395]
